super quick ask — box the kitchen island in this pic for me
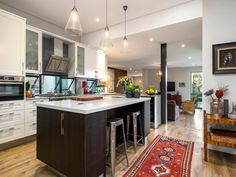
[36,96,150,177]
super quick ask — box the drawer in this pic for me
[25,122,36,136]
[0,124,24,144]
[0,110,24,128]
[25,109,36,123]
[0,100,24,112]
[25,99,49,109]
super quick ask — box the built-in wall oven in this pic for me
[0,76,24,101]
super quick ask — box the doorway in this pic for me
[191,72,203,109]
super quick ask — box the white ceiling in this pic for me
[107,18,202,70]
[0,0,193,33]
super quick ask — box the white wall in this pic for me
[203,0,236,154]
[142,67,202,99]
[168,67,202,101]
[203,0,236,112]
[0,2,78,41]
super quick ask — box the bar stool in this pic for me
[107,118,129,177]
[126,111,144,153]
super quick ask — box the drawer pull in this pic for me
[60,113,64,136]
[9,127,14,131]
[32,123,36,125]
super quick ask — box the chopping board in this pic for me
[71,96,103,101]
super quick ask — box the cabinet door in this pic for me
[96,50,107,80]
[85,47,97,78]
[26,27,42,74]
[0,10,26,76]
[76,45,85,76]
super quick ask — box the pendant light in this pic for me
[65,0,82,36]
[100,0,113,51]
[123,5,128,48]
[104,0,109,38]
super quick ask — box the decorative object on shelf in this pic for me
[126,85,141,98]
[25,81,32,98]
[204,85,228,117]
[228,102,236,119]
[213,42,236,74]
[179,82,186,88]
[65,0,82,36]
[224,99,229,117]
[117,76,132,93]
[123,5,128,48]
[145,88,156,95]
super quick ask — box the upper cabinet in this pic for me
[85,47,107,80]
[68,43,86,77]
[0,10,26,76]
[26,26,42,74]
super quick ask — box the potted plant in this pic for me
[126,85,135,98]
[25,81,32,98]
[133,85,141,98]
[125,85,141,98]
[117,76,132,93]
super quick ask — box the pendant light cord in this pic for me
[106,0,108,27]
[74,0,76,8]
[123,6,128,37]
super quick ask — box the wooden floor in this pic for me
[0,110,236,177]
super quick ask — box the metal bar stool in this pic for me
[126,111,144,153]
[107,118,129,177]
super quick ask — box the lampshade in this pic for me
[65,7,82,36]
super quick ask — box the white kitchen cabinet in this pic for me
[24,98,48,137]
[68,43,86,77]
[25,26,42,74]
[0,110,24,128]
[0,100,24,113]
[0,10,26,76]
[85,47,107,80]
[0,124,25,144]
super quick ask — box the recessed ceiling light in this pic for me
[96,17,100,22]
[149,37,154,42]
[135,70,137,73]
[181,44,185,48]
[188,56,192,60]
[129,68,133,71]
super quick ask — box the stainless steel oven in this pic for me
[0,76,24,101]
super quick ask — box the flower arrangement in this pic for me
[204,85,228,101]
[117,76,132,91]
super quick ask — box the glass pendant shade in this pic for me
[104,26,109,38]
[123,36,128,48]
[65,7,82,36]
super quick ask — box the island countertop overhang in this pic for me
[36,96,151,114]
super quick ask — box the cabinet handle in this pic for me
[39,62,42,73]
[22,62,24,75]
[60,113,65,135]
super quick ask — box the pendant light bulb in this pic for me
[123,36,128,48]
[65,0,82,36]
[104,26,109,38]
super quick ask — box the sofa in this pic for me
[167,100,180,121]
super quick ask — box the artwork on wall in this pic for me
[213,42,236,74]
[179,82,186,88]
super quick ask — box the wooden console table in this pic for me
[204,111,236,161]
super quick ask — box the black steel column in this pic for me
[161,43,167,124]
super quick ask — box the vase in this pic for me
[126,92,133,98]
[133,92,141,98]
[210,99,224,117]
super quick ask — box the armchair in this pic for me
[182,97,195,114]
[168,100,180,121]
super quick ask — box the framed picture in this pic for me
[179,82,185,88]
[213,42,236,74]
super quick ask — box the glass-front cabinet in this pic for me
[26,27,42,74]
[76,44,85,76]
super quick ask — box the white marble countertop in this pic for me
[36,95,151,114]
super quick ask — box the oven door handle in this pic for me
[0,82,24,85]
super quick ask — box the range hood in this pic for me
[45,38,69,74]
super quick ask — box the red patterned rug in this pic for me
[123,135,194,177]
